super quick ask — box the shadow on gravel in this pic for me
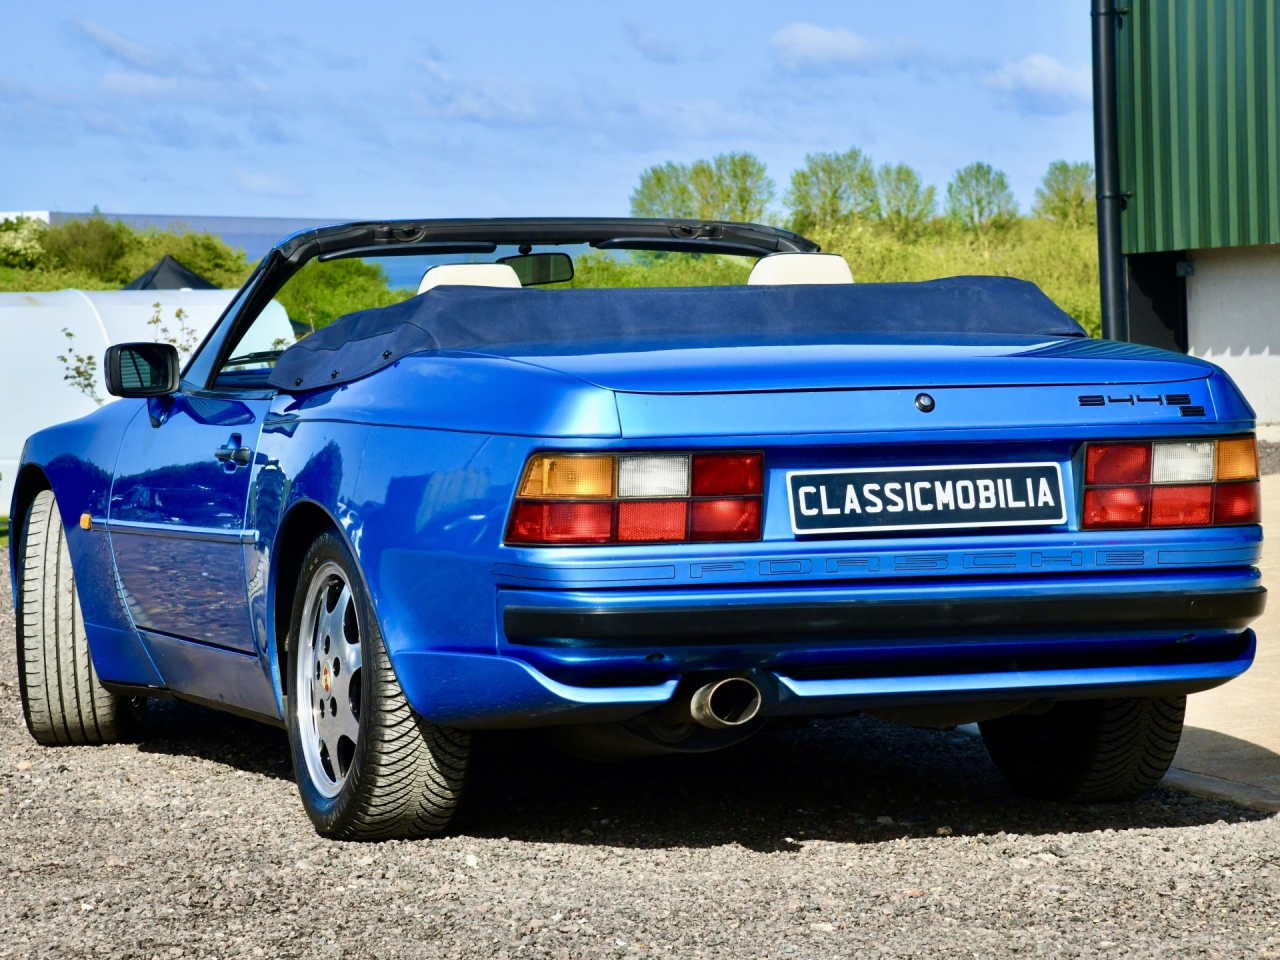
[135,697,294,782]
[456,715,1269,851]
[125,700,1266,848]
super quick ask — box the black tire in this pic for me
[16,490,144,746]
[284,532,469,839]
[979,696,1185,802]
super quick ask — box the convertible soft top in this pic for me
[269,275,1086,391]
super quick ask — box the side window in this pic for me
[213,300,303,389]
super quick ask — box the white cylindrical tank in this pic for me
[0,289,238,512]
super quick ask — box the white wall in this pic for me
[1187,243,1280,423]
[0,290,236,512]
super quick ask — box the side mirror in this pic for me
[104,342,181,398]
[497,252,574,286]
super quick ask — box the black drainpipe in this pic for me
[1092,0,1128,341]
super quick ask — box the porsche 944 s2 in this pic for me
[10,218,1265,838]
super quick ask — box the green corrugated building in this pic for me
[1112,0,1280,420]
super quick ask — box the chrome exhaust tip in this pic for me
[689,677,762,730]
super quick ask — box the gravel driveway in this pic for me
[1,556,1277,959]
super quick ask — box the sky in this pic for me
[0,1,1094,222]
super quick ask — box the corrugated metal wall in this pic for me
[1117,0,1280,254]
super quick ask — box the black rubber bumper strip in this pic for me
[504,587,1267,647]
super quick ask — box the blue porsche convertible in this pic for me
[11,218,1264,839]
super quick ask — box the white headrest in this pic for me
[747,253,854,286]
[418,263,522,295]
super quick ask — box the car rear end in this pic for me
[476,339,1263,787]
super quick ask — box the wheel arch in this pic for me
[8,463,51,600]
[269,499,350,700]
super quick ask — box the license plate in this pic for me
[786,462,1066,534]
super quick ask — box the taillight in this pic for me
[1082,436,1258,529]
[506,452,764,545]
[1086,443,1151,484]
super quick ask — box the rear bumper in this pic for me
[396,630,1256,729]
[503,587,1266,646]
[391,575,1264,728]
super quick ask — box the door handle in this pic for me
[215,444,252,466]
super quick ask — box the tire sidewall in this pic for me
[285,532,378,835]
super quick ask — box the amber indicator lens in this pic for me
[1213,482,1261,525]
[692,454,764,496]
[517,455,614,499]
[1085,443,1151,485]
[1082,486,1151,528]
[1150,485,1213,526]
[1217,438,1259,481]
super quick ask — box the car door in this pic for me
[109,391,272,652]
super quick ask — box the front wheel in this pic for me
[17,489,144,746]
[979,696,1185,802]
[285,532,469,839]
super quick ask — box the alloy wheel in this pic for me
[295,561,363,798]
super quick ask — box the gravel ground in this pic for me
[1,557,1278,958]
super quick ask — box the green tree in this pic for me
[632,153,775,223]
[875,163,936,237]
[630,161,696,218]
[689,152,775,222]
[784,147,878,234]
[945,162,1018,240]
[1034,160,1095,228]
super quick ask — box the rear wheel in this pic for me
[285,533,469,839]
[979,696,1185,802]
[17,490,144,745]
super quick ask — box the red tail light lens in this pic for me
[1083,486,1151,528]
[1086,443,1151,484]
[691,499,762,541]
[1213,482,1261,525]
[506,501,612,544]
[692,454,763,496]
[617,501,688,542]
[1150,485,1213,527]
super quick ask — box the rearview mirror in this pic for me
[497,252,574,286]
[104,342,181,398]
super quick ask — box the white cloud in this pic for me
[985,54,1091,114]
[234,169,308,197]
[770,23,888,74]
[628,25,679,64]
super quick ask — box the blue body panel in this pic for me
[12,326,1264,730]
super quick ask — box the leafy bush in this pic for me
[0,217,47,269]
[0,213,254,291]
[565,251,752,288]
[810,217,1101,337]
